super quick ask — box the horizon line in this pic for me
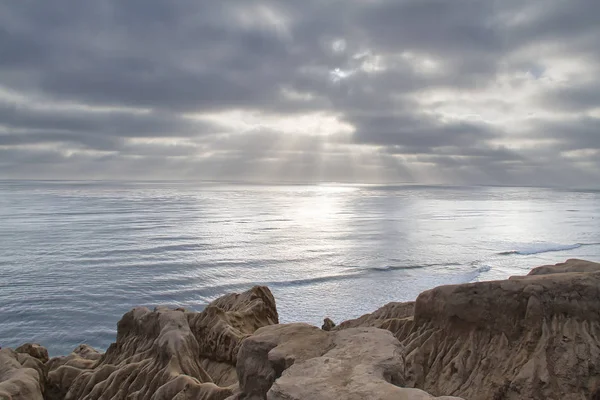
[0,178,598,191]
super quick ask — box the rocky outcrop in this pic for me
[46,286,278,400]
[231,323,462,400]
[187,285,278,365]
[15,343,50,364]
[336,301,415,330]
[335,301,416,340]
[336,259,600,400]
[0,348,46,400]
[46,345,103,400]
[6,259,600,400]
[527,258,600,276]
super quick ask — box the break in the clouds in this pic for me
[0,0,599,186]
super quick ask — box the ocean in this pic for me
[1,180,599,356]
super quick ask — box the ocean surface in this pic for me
[1,181,599,356]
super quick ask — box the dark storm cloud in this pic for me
[0,0,599,185]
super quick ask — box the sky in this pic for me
[0,0,599,186]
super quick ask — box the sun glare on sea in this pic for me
[285,184,358,225]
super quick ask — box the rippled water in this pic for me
[1,181,599,356]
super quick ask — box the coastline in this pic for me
[2,258,600,399]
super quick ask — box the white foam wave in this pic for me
[476,265,491,273]
[497,243,597,256]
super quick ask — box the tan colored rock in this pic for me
[338,259,600,400]
[46,345,104,400]
[198,359,238,387]
[526,258,600,276]
[45,286,276,400]
[47,344,102,372]
[0,348,45,400]
[234,323,333,398]
[335,301,416,339]
[14,343,49,364]
[336,301,415,330]
[187,285,278,364]
[11,259,600,400]
[231,323,462,400]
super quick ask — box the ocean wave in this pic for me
[368,262,462,272]
[453,264,492,284]
[269,273,362,288]
[476,265,491,273]
[148,235,199,242]
[82,243,209,258]
[498,242,599,256]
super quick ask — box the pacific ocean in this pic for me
[1,180,599,356]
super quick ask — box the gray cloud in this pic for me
[540,84,600,112]
[350,113,499,150]
[534,117,600,151]
[0,0,599,186]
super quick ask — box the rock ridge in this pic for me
[335,258,600,399]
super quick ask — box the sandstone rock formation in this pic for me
[335,259,600,400]
[336,300,416,339]
[46,345,103,400]
[6,259,600,400]
[46,286,278,400]
[0,348,45,400]
[14,343,50,364]
[231,323,462,400]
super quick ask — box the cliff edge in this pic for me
[2,259,599,400]
[336,258,600,399]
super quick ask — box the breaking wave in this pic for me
[498,243,599,256]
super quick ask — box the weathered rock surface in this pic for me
[0,348,45,400]
[187,285,278,365]
[335,300,416,340]
[230,323,462,400]
[7,259,600,400]
[47,344,103,373]
[14,343,50,364]
[46,286,278,400]
[527,258,600,276]
[336,301,415,330]
[336,259,600,400]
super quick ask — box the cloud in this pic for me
[0,0,598,186]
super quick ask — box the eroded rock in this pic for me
[188,285,279,365]
[335,301,416,340]
[337,259,600,400]
[231,323,462,400]
[336,301,415,330]
[8,259,600,400]
[527,258,600,276]
[14,343,49,364]
[0,348,45,400]
[46,286,277,400]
